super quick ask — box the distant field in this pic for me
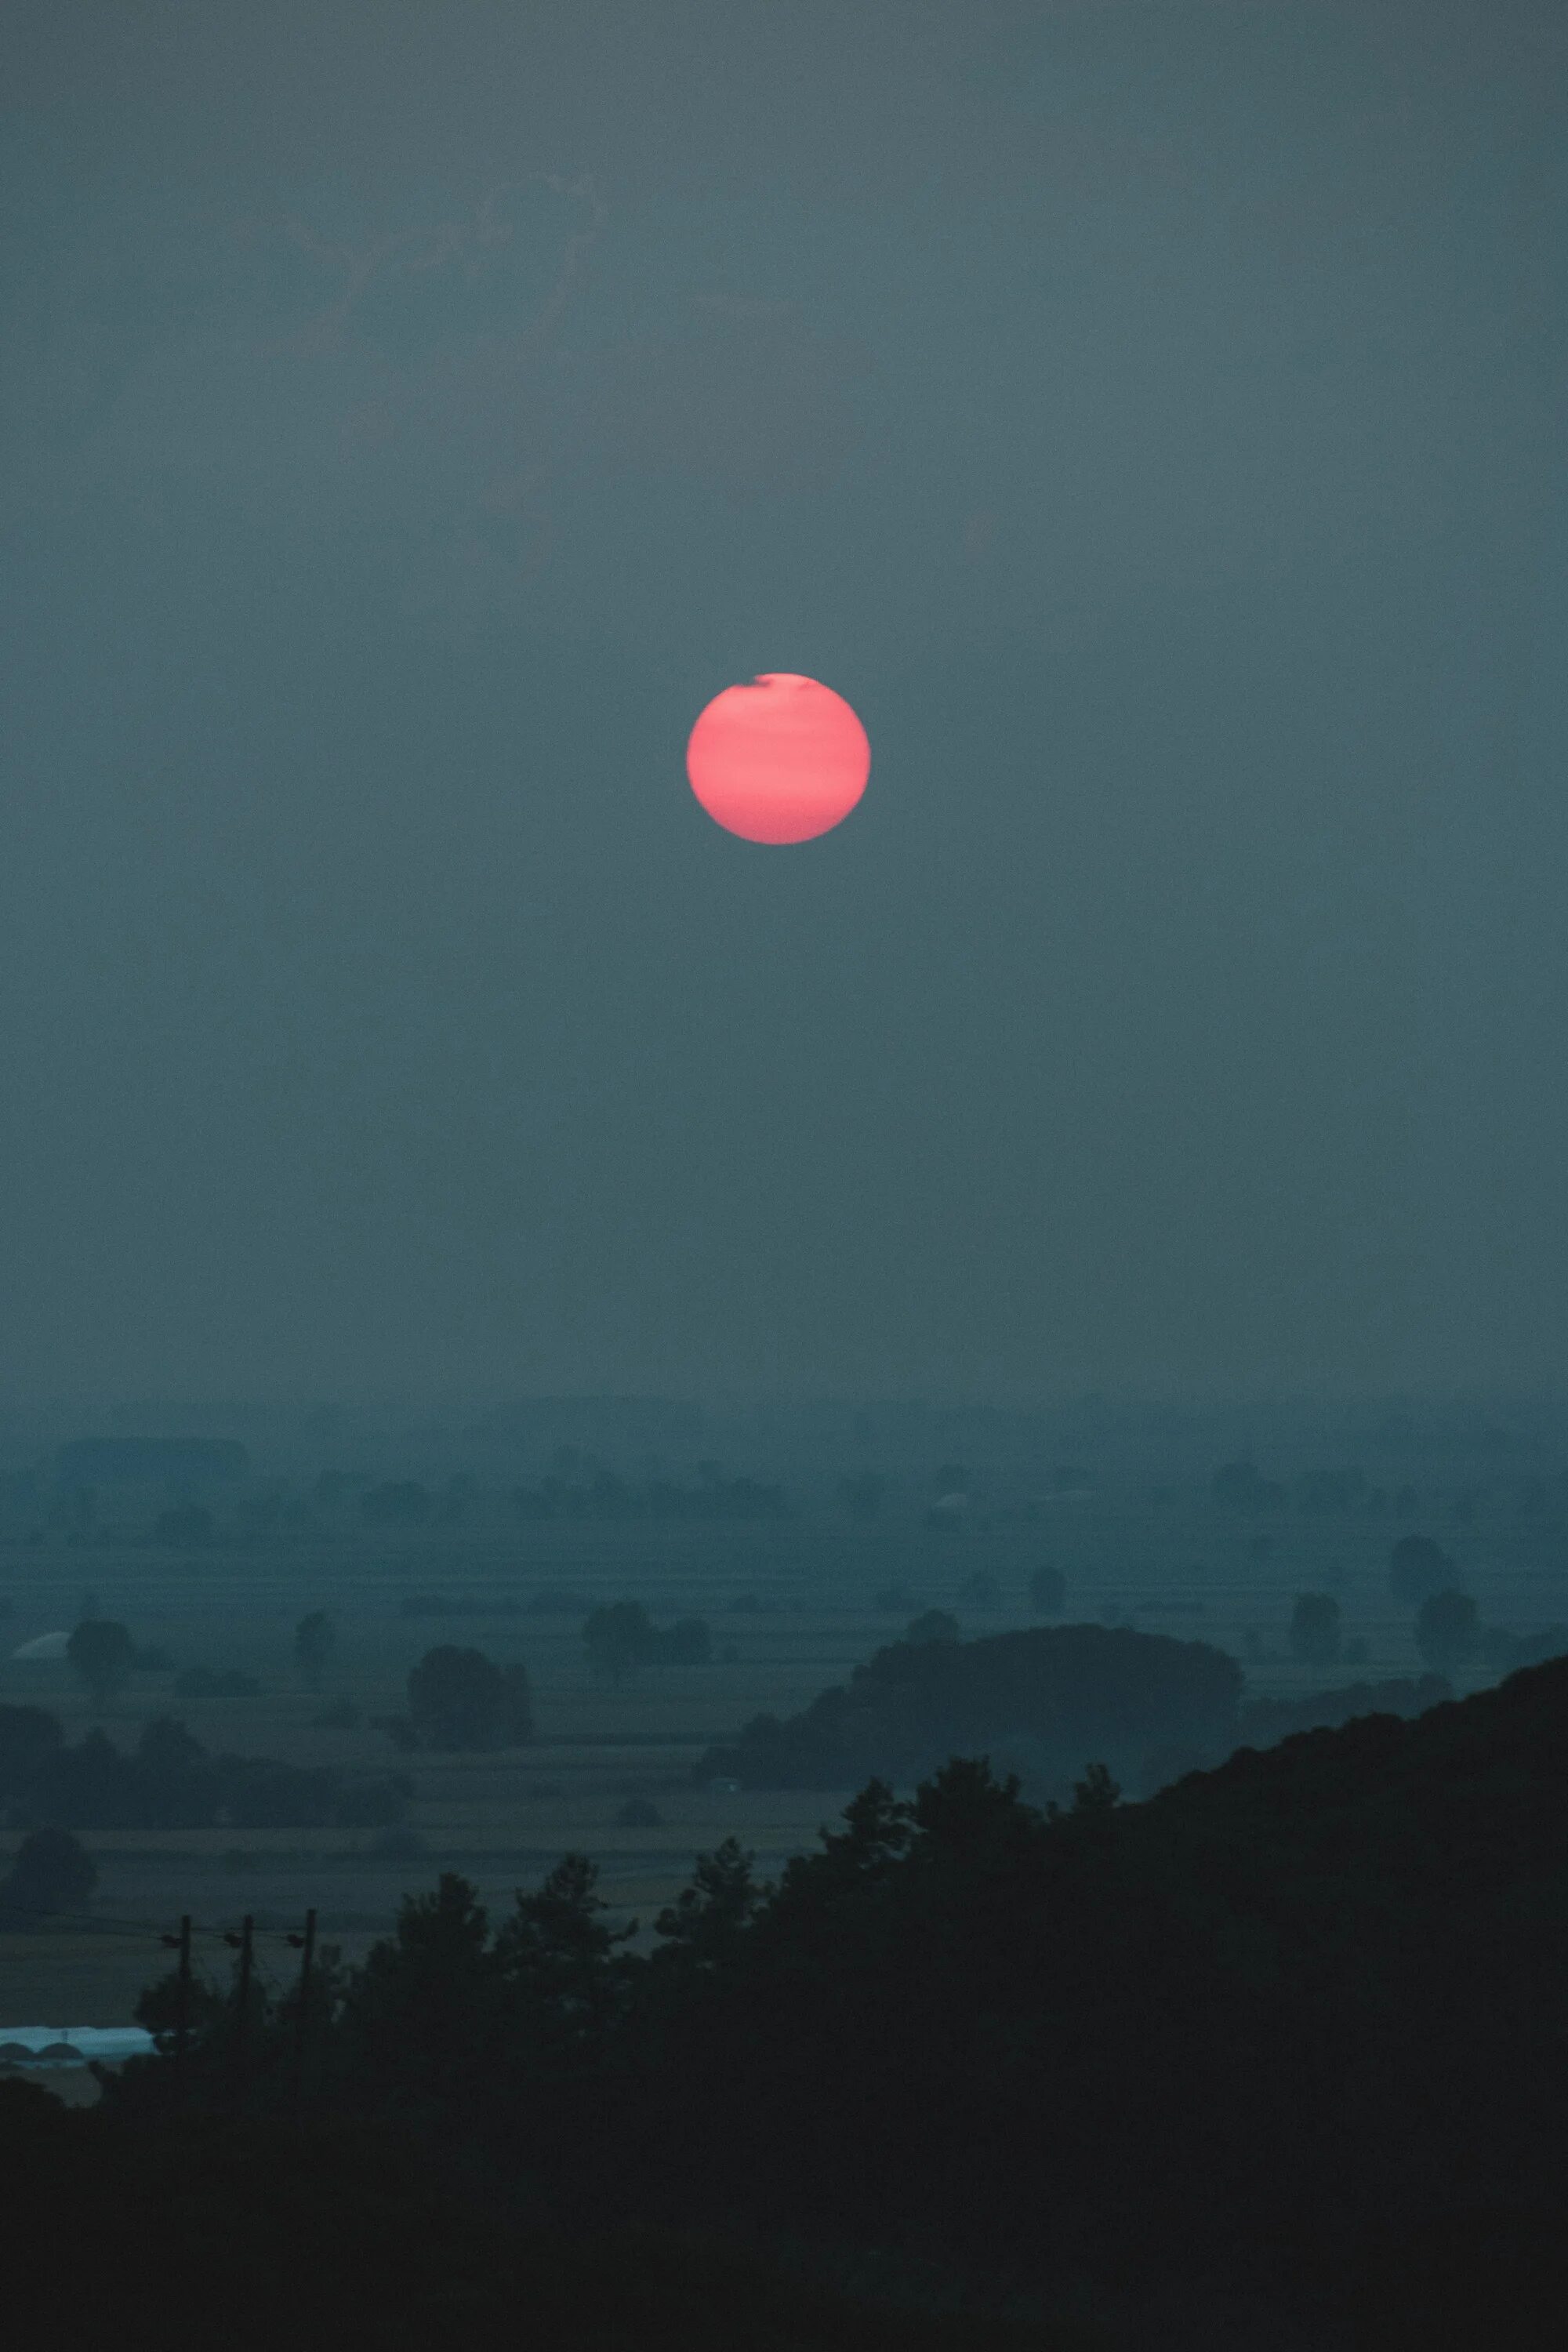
[2,1504,1562,2022]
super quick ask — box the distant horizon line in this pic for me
[2,1385,1565,1419]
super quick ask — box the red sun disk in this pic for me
[686,673,870,844]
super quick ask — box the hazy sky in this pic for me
[2,1,1564,1404]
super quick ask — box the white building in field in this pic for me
[0,2027,154,2068]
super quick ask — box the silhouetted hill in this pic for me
[93,1656,1568,2346]
[681,1657,1568,2334]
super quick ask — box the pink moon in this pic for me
[685,673,870,845]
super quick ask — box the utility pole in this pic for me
[287,1907,318,2118]
[224,1914,254,2107]
[159,1915,194,2098]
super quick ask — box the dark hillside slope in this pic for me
[670,1658,1568,2328]
[97,1658,1568,2347]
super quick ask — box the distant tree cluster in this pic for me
[60,1612,281,1706]
[377,1647,533,1753]
[0,1824,96,1918]
[0,1704,408,1833]
[695,1613,1480,1804]
[695,1621,1244,1795]
[583,1604,712,1681]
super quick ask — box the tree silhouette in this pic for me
[1072,1760,1121,1813]
[494,1849,638,2042]
[134,1959,226,2053]
[336,1871,501,2107]
[654,1838,761,1971]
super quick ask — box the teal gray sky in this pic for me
[2,2,1564,1403]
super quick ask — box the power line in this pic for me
[0,1903,160,1935]
[0,1899,321,1944]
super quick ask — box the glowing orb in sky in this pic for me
[686,673,870,844]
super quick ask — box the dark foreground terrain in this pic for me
[7,1656,1568,2347]
[0,2086,1095,2352]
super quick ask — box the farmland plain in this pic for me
[2,1490,1563,2026]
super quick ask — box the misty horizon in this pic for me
[5,0,1565,1404]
